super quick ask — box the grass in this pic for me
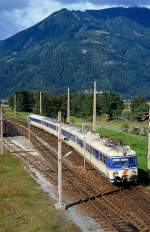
[0,154,80,232]
[3,105,30,121]
[71,116,148,171]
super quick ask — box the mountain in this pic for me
[0,7,150,98]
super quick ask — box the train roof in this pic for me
[29,114,136,157]
[64,124,135,157]
[29,114,58,124]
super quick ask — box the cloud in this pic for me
[0,0,100,40]
[1,0,150,40]
[57,0,150,5]
[0,0,30,11]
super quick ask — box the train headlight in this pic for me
[113,171,118,176]
[132,170,136,174]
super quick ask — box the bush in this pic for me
[122,124,129,132]
[131,127,141,135]
[131,96,149,121]
[141,128,148,137]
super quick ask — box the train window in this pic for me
[112,159,120,166]
[129,157,133,165]
[103,156,106,164]
[101,154,104,163]
[77,138,84,148]
[99,153,102,162]
[105,157,108,166]
[86,144,92,154]
[93,149,99,159]
[134,157,137,165]
[103,156,107,165]
[72,135,76,142]
[121,159,128,166]
[128,156,137,167]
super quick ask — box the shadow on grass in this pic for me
[138,168,150,186]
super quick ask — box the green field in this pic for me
[3,105,30,121]
[0,154,80,232]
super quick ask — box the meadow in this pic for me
[0,153,80,232]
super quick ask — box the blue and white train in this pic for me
[28,115,138,183]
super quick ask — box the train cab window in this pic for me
[105,157,108,166]
[128,156,137,167]
[121,158,128,167]
[134,157,137,165]
[112,159,120,166]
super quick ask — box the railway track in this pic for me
[4,119,150,232]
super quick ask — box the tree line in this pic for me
[8,91,149,121]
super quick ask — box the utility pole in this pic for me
[148,108,150,179]
[67,87,70,124]
[40,91,42,115]
[0,102,3,155]
[14,94,16,118]
[28,117,31,149]
[55,111,64,209]
[83,135,86,171]
[93,81,97,133]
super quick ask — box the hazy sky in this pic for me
[1,0,150,40]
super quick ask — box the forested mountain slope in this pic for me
[0,7,150,98]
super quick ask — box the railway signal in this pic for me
[0,102,3,155]
[148,109,150,179]
[67,87,70,124]
[93,81,97,133]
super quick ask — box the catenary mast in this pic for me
[93,81,97,132]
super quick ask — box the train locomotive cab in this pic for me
[109,155,138,184]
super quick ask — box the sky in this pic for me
[1,0,150,40]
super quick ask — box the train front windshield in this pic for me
[110,156,137,169]
[121,158,128,167]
